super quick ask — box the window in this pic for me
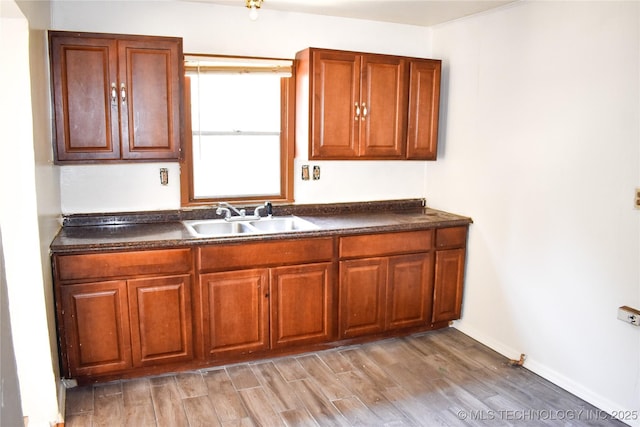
[181,55,294,206]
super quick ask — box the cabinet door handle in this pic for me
[111,83,117,105]
[120,83,127,104]
[361,102,368,120]
[354,102,360,120]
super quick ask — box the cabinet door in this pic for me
[432,248,466,322]
[200,269,269,358]
[118,38,182,160]
[339,258,387,338]
[60,281,131,377]
[360,55,407,158]
[310,50,360,158]
[407,59,441,160]
[50,35,121,161]
[128,275,193,367]
[386,253,434,329]
[270,263,334,348]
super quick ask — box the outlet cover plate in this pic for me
[618,306,640,326]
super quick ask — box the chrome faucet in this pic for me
[217,201,272,221]
[216,202,245,219]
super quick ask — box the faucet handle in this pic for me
[216,206,231,219]
[254,201,273,218]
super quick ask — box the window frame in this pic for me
[180,55,295,207]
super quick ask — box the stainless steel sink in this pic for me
[182,216,319,237]
[247,217,319,233]
[182,219,253,237]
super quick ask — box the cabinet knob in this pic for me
[361,102,368,120]
[354,102,360,120]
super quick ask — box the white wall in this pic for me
[51,0,433,213]
[0,1,61,425]
[430,1,640,422]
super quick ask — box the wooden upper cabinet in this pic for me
[118,38,182,160]
[360,55,408,158]
[407,59,441,160]
[296,47,440,160]
[300,48,407,159]
[309,50,360,158]
[49,31,183,163]
[50,35,120,161]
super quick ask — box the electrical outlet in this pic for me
[618,306,640,326]
[635,187,640,210]
[160,168,169,185]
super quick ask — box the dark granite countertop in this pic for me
[50,199,472,254]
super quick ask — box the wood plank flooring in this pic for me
[64,328,625,426]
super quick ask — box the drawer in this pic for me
[339,230,433,259]
[435,226,468,249]
[55,248,192,282]
[198,237,334,271]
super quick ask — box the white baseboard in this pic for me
[452,323,639,427]
[55,378,77,426]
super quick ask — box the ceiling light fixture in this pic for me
[245,0,263,21]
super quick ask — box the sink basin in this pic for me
[182,216,319,238]
[248,217,319,233]
[183,219,253,237]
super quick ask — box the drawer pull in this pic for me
[120,83,127,104]
[110,83,117,105]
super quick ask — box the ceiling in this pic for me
[199,0,516,27]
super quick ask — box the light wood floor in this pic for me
[65,328,624,426]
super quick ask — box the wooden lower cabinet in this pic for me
[60,280,132,377]
[200,269,270,358]
[339,253,433,338]
[270,263,333,348]
[339,258,387,337]
[54,227,468,382]
[60,274,193,378]
[432,248,466,322]
[387,253,435,329]
[54,248,194,380]
[432,226,468,323]
[200,262,334,359]
[127,275,193,366]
